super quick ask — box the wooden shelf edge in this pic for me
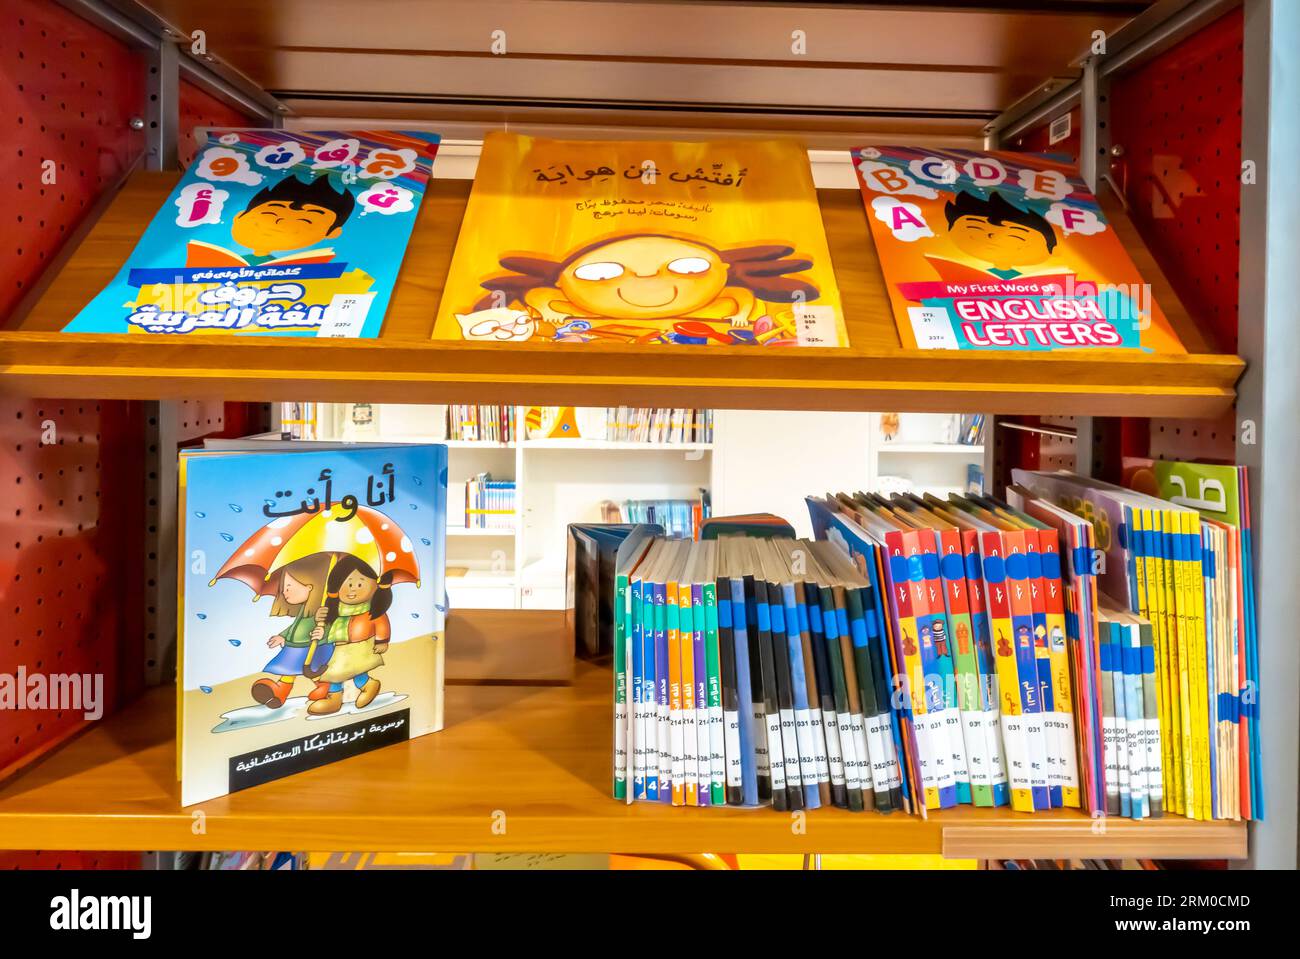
[0,169,1245,416]
[0,641,1248,857]
[0,351,1241,418]
[941,818,1248,861]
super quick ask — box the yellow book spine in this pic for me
[1184,512,1211,821]
[1160,509,1195,819]
[1134,509,1175,814]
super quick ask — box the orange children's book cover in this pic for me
[851,146,1185,354]
[434,133,847,348]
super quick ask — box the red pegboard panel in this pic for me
[1110,7,1243,354]
[178,79,257,168]
[1009,105,1082,163]
[0,401,147,779]
[0,850,142,870]
[0,1,151,798]
[0,0,146,325]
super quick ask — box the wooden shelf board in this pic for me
[0,637,1245,857]
[878,443,985,454]
[521,440,712,452]
[1,172,1242,417]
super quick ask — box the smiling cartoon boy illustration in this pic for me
[925,191,1067,283]
[186,174,356,268]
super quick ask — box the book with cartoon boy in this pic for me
[432,132,848,347]
[852,146,1186,353]
[177,441,446,806]
[64,129,440,337]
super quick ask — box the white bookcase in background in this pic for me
[868,412,985,499]
[288,405,984,610]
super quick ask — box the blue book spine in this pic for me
[1121,625,1147,819]
[729,578,759,806]
[783,582,820,809]
[863,545,910,810]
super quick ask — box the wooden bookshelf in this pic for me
[0,613,1245,857]
[0,172,1242,417]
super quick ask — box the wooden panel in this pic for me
[0,172,1243,417]
[445,608,573,684]
[135,0,1137,115]
[0,640,1243,857]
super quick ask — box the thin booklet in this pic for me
[65,129,440,337]
[852,146,1186,354]
[433,132,848,347]
[178,442,447,806]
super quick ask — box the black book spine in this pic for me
[716,577,743,807]
[744,574,778,807]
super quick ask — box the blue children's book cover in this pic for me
[65,129,440,338]
[178,443,447,806]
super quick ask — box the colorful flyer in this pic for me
[852,146,1185,353]
[433,133,847,347]
[64,129,440,337]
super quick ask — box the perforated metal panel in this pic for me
[1149,410,1236,463]
[1110,7,1243,353]
[0,400,148,777]
[178,78,258,168]
[1008,106,1082,162]
[0,0,147,324]
[0,850,142,870]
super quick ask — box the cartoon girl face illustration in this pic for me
[557,236,729,320]
[280,570,313,606]
[469,233,819,337]
[337,566,379,605]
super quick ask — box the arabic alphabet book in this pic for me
[65,129,440,338]
[432,133,848,348]
[852,146,1186,354]
[178,443,447,806]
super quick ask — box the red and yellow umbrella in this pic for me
[213,504,420,596]
[212,505,421,668]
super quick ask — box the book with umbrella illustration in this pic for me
[178,442,447,807]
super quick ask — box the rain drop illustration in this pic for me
[410,612,421,619]
[409,503,418,510]
[420,537,431,546]
[194,511,207,519]
[414,474,425,486]
[200,686,213,694]
[228,639,241,647]
[435,603,447,614]
[196,613,207,620]
[228,503,244,513]
[219,532,234,542]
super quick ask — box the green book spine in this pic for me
[614,572,628,800]
[704,581,724,805]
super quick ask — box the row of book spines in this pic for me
[888,525,1079,815]
[604,408,713,444]
[447,405,517,442]
[621,576,724,807]
[464,476,516,529]
[618,573,905,813]
[1127,507,1213,821]
[622,499,706,539]
[1097,615,1163,819]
